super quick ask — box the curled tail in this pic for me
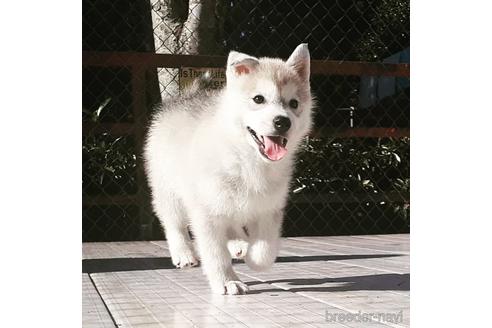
[182,71,214,96]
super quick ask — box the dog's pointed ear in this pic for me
[226,51,259,77]
[286,43,310,82]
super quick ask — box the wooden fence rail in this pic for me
[82,51,409,77]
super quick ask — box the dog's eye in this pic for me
[253,95,265,104]
[289,99,298,109]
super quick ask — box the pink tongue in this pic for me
[263,136,287,161]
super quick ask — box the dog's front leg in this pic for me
[245,210,283,271]
[192,216,249,295]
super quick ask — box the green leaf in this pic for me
[93,97,112,122]
[393,153,401,163]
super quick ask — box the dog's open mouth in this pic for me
[247,126,288,161]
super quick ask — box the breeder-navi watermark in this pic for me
[325,310,403,324]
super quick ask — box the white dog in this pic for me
[144,44,313,295]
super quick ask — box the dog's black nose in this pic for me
[273,116,291,133]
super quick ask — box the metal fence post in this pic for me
[131,65,153,240]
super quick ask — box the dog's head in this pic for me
[224,44,313,162]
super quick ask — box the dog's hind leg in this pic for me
[227,226,249,259]
[152,192,198,268]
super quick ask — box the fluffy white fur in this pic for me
[144,44,313,295]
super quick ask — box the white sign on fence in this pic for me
[179,67,226,91]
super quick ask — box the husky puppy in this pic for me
[144,44,313,295]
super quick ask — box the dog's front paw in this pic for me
[245,239,278,271]
[211,280,249,295]
[225,280,249,295]
[227,239,249,259]
[170,247,199,269]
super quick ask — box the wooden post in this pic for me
[131,65,153,240]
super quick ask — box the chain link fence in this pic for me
[83,0,410,241]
